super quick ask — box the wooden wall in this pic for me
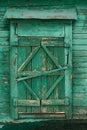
[0,0,87,121]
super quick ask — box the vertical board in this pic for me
[10,22,18,119]
[64,21,72,119]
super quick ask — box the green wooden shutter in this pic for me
[10,20,72,120]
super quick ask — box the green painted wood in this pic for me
[73,73,87,78]
[73,106,87,114]
[64,21,72,119]
[0,38,9,45]
[10,22,18,46]
[17,68,66,81]
[17,20,64,37]
[46,46,54,113]
[73,57,87,62]
[23,81,39,100]
[73,85,87,93]
[9,20,73,120]
[44,76,64,99]
[18,46,40,72]
[16,100,40,107]
[73,45,87,51]
[73,34,87,39]
[73,98,87,107]
[40,39,47,113]
[18,37,41,46]
[4,7,77,20]
[10,22,18,119]
[19,112,65,119]
[2,0,87,121]
[0,31,9,37]
[10,46,18,119]
[73,79,87,85]
[42,99,69,106]
[32,42,41,113]
[73,27,87,33]
[42,45,61,68]
[73,51,87,57]
[73,62,87,67]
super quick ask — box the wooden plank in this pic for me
[19,112,65,119]
[10,22,18,46]
[53,41,64,113]
[32,44,41,113]
[18,37,64,46]
[0,38,9,45]
[17,68,66,81]
[0,94,9,102]
[73,34,87,39]
[0,46,9,52]
[73,27,87,34]
[73,85,87,93]
[0,102,9,114]
[73,39,87,45]
[23,81,39,100]
[73,20,87,27]
[17,100,40,107]
[18,46,40,72]
[10,46,18,119]
[73,73,87,79]
[73,98,87,107]
[46,46,54,113]
[42,99,69,106]
[64,21,72,119]
[73,62,87,67]
[25,46,32,113]
[73,79,87,85]
[0,61,9,75]
[73,68,87,74]
[73,51,87,57]
[5,7,77,19]
[42,45,61,68]
[73,57,87,62]
[17,47,28,113]
[73,92,87,107]
[44,75,64,99]
[78,9,87,14]
[0,51,9,61]
[40,39,47,113]
[18,37,41,46]
[0,21,9,28]
[17,20,64,37]
[73,106,87,114]
[0,76,9,88]
[73,45,87,51]
[0,31,9,37]
[77,14,87,20]
[10,22,18,119]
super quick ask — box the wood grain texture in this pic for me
[1,0,87,121]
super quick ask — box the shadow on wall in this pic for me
[0,121,87,130]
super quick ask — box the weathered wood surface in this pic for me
[4,7,77,20]
[10,21,71,119]
[0,0,87,122]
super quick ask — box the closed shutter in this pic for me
[10,20,72,119]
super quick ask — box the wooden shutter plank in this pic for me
[18,46,40,72]
[64,21,72,119]
[44,75,64,99]
[17,100,40,107]
[10,47,18,119]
